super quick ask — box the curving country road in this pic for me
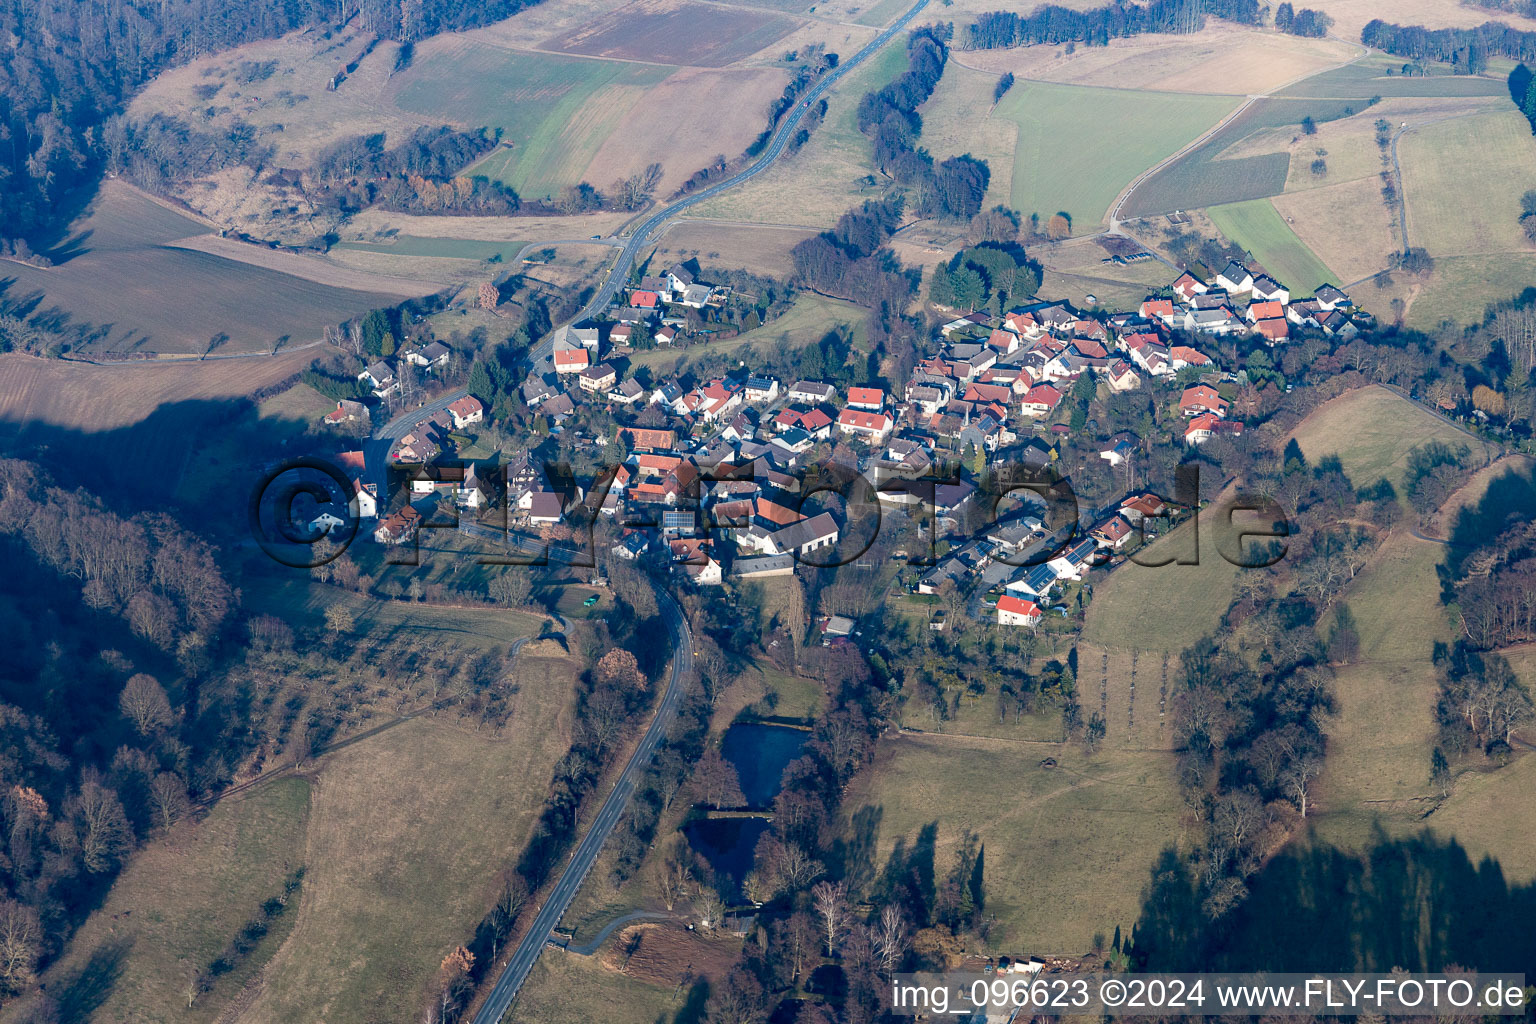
[470,592,694,1024]
[526,0,931,370]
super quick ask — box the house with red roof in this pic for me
[553,347,590,373]
[847,386,885,411]
[1179,384,1226,417]
[1185,413,1244,446]
[1020,383,1063,417]
[996,594,1042,627]
[1254,317,1289,344]
[1172,272,1208,302]
[447,395,484,430]
[837,407,894,441]
[1246,300,1285,323]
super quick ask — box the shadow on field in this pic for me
[1130,828,1536,972]
[51,935,133,1024]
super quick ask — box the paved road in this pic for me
[564,910,676,956]
[470,591,694,1024]
[525,0,931,372]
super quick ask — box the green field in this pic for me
[1276,59,1509,100]
[993,81,1241,230]
[1405,253,1536,330]
[1123,96,1362,216]
[1399,108,1536,257]
[1287,385,1489,492]
[1208,198,1338,294]
[335,235,528,262]
[843,736,1182,952]
[395,44,671,199]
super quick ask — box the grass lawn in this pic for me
[244,649,578,1024]
[1286,384,1490,492]
[688,40,910,226]
[627,292,869,373]
[1081,513,1249,654]
[1404,253,1536,330]
[843,736,1183,953]
[1399,108,1536,257]
[395,43,670,199]
[1208,197,1339,294]
[34,779,312,1024]
[994,81,1241,231]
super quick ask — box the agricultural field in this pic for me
[1207,198,1337,294]
[842,735,1183,953]
[242,644,579,1024]
[1270,177,1397,286]
[4,183,398,355]
[541,0,798,66]
[30,779,312,1024]
[645,218,818,278]
[1398,108,1536,257]
[954,23,1357,96]
[398,44,672,199]
[1276,58,1509,101]
[1298,0,1536,44]
[993,81,1241,231]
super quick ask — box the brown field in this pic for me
[914,60,1018,210]
[582,67,792,197]
[28,779,312,1024]
[542,0,799,66]
[953,23,1357,95]
[0,349,316,434]
[1399,107,1536,257]
[243,645,580,1024]
[597,922,742,986]
[6,183,398,355]
[843,734,1185,952]
[128,24,426,170]
[645,218,818,277]
[165,233,442,297]
[509,947,678,1024]
[345,206,629,243]
[1270,177,1396,284]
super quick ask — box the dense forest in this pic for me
[1363,18,1536,64]
[963,0,1262,50]
[0,0,547,245]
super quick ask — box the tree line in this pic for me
[1363,18,1536,64]
[963,0,1261,50]
[859,25,992,224]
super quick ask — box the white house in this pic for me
[996,594,1042,627]
[447,395,484,430]
[1215,260,1253,294]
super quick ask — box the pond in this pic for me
[684,723,807,895]
[721,722,807,808]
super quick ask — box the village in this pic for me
[316,257,1366,630]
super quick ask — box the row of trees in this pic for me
[963,0,1261,50]
[1364,18,1536,65]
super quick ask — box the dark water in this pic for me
[685,724,807,893]
[721,723,807,808]
[683,817,771,894]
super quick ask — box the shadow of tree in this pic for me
[1130,827,1536,972]
[51,935,133,1024]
